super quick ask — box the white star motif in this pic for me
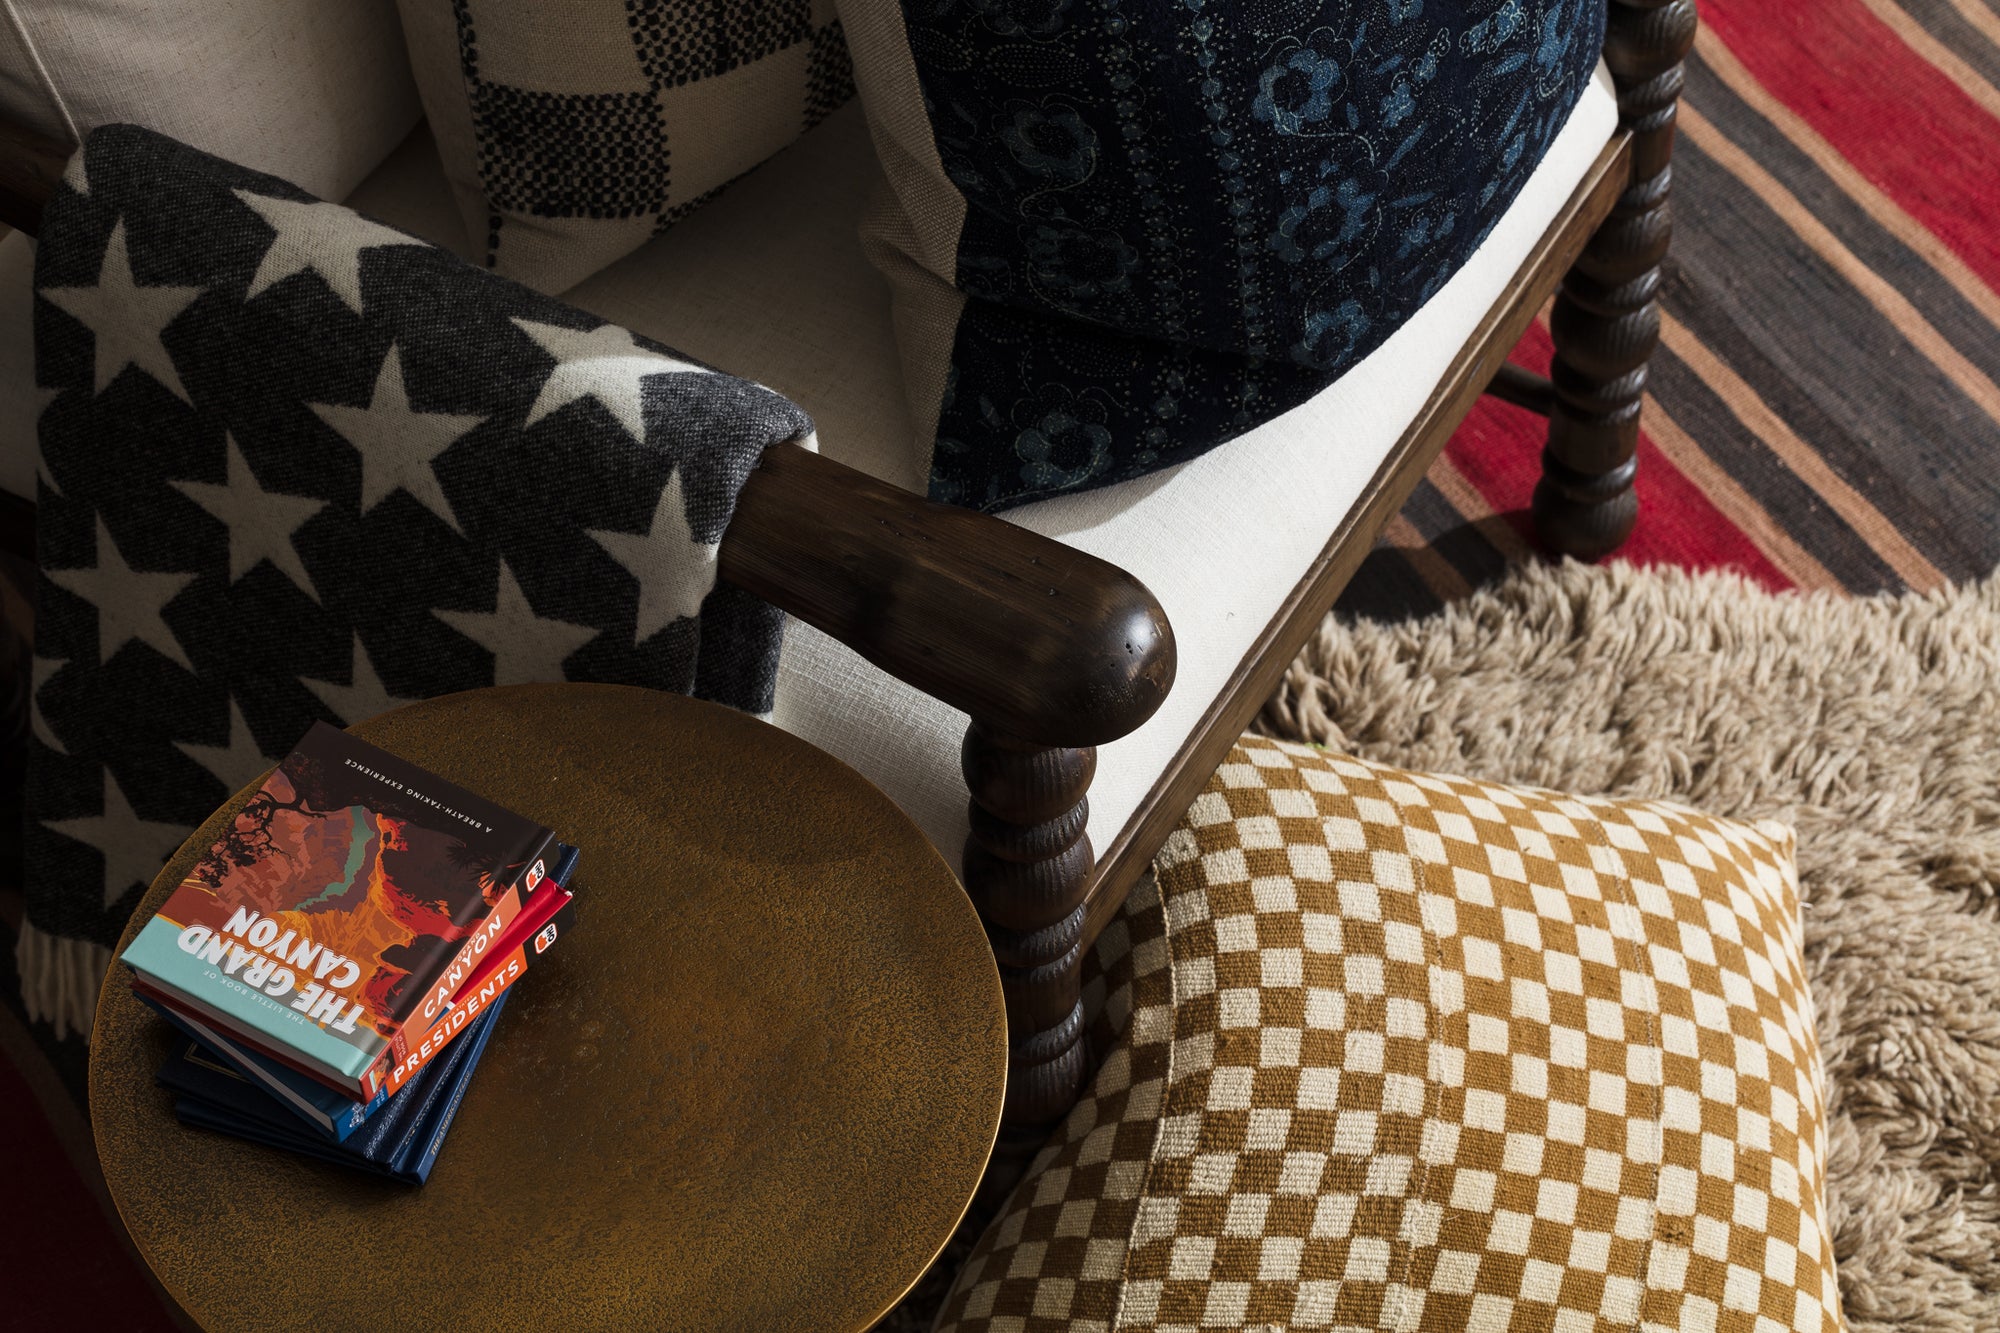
[46,518,198,671]
[300,634,420,726]
[170,434,327,600]
[234,190,427,314]
[39,219,202,402]
[433,561,599,686]
[513,318,709,442]
[175,697,271,790]
[45,769,194,910]
[308,345,481,532]
[31,656,65,755]
[586,469,718,643]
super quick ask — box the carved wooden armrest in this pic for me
[719,442,1174,748]
[722,444,1177,1157]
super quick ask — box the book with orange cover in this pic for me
[129,859,576,1100]
[382,879,576,1092]
[134,876,577,1099]
[135,842,580,1114]
[119,722,558,1099]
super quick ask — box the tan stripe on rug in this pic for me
[1676,104,2000,447]
[1853,0,2000,125]
[1659,312,1949,591]
[1692,31,2000,336]
[1260,557,2000,1332]
[1942,0,2000,62]
[1639,393,1841,590]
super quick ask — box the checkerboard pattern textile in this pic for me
[397,0,853,291]
[940,872,1177,1329]
[936,736,1843,1332]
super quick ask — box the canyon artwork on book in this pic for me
[120,722,557,1097]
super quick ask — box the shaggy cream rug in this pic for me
[885,558,1998,1331]
[1258,560,2000,1332]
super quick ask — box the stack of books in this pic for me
[119,722,578,1184]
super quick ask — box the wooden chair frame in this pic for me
[0,0,1690,1195]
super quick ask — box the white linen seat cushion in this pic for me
[2,78,1618,876]
[762,78,1617,871]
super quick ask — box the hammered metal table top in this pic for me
[91,684,1007,1332]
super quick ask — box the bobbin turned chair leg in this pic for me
[961,722,1095,1206]
[1536,0,1697,559]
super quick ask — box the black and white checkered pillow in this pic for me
[396,0,853,292]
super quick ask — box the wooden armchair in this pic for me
[0,0,1690,1195]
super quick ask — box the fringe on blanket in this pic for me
[15,919,111,1042]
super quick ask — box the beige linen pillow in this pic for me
[0,1,425,505]
[938,735,1843,1331]
[0,0,421,201]
[393,0,853,293]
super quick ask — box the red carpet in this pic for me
[1341,0,2000,621]
[11,0,2000,1323]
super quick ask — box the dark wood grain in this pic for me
[1537,0,1696,558]
[0,116,64,236]
[1082,130,1635,944]
[959,722,1096,1200]
[720,442,1176,749]
[1486,363,1557,417]
[0,489,31,563]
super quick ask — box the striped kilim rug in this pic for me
[1339,0,2000,622]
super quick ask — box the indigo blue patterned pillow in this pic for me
[837,0,1605,510]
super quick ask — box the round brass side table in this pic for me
[91,684,1006,1332]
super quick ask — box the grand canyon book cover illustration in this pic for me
[121,723,555,1092]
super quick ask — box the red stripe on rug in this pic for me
[1700,0,2000,293]
[1449,325,1795,591]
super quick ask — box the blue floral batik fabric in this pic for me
[908,0,1605,511]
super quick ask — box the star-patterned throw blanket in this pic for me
[18,125,815,1039]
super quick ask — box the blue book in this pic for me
[145,1000,385,1141]
[157,992,508,1186]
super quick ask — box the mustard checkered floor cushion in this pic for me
[936,736,1842,1332]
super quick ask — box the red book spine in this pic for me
[382,884,574,1094]
[389,861,543,1063]
[384,943,530,1094]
